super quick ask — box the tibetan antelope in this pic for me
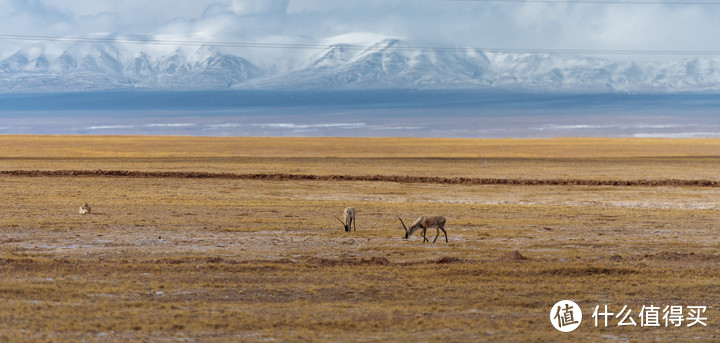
[397,215,448,243]
[334,207,356,232]
[79,203,91,214]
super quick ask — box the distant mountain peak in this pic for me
[1,37,720,93]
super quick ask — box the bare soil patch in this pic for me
[3,169,720,187]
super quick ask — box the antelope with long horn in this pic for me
[334,207,356,232]
[397,215,448,243]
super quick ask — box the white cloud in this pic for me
[230,0,288,15]
[1,0,720,63]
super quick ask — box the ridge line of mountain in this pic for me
[1,38,719,93]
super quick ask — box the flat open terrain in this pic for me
[1,136,719,341]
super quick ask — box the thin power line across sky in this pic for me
[441,0,720,5]
[0,34,718,56]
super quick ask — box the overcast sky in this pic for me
[1,0,719,61]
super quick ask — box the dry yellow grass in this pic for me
[1,136,719,342]
[2,136,720,181]
[2,135,720,158]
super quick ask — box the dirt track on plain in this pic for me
[2,169,720,187]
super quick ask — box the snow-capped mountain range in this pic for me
[1,38,719,93]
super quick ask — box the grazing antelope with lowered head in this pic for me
[397,215,448,243]
[334,207,356,232]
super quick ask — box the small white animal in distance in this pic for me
[79,203,92,214]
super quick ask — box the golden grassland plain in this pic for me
[1,136,720,342]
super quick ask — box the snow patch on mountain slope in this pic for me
[1,36,720,93]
